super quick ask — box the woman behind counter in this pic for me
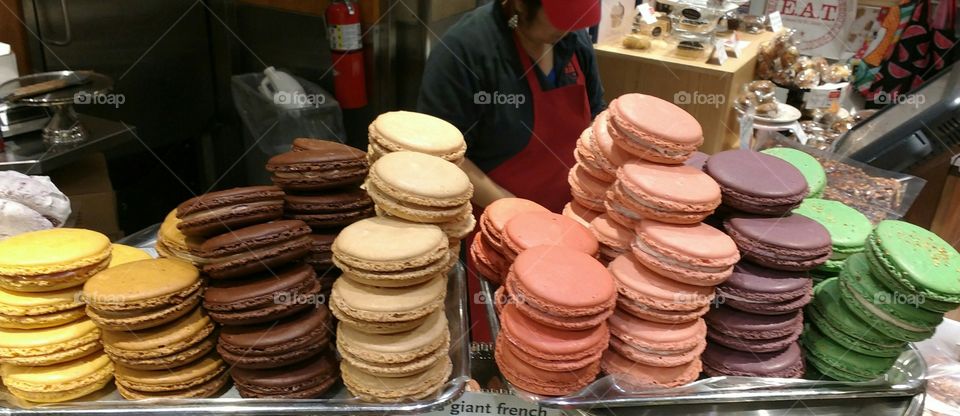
[418,0,606,212]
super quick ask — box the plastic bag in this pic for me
[231,71,346,156]
[753,135,926,223]
[917,319,960,416]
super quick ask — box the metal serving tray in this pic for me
[478,278,926,411]
[0,225,470,415]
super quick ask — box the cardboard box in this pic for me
[49,153,123,240]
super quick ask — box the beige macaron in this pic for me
[101,306,216,370]
[365,151,473,223]
[114,352,228,399]
[342,356,452,403]
[331,274,446,334]
[367,111,466,164]
[332,217,453,287]
[337,309,450,377]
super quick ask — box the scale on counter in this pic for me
[0,70,113,146]
[836,63,960,172]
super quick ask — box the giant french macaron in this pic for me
[200,220,313,279]
[705,149,808,215]
[365,151,473,223]
[367,111,466,164]
[631,220,740,286]
[266,144,369,191]
[606,94,703,164]
[217,306,332,369]
[0,228,111,292]
[176,186,285,237]
[203,263,323,325]
[332,217,452,287]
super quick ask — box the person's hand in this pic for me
[459,159,515,208]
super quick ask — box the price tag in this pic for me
[739,112,754,149]
[638,3,657,24]
[768,11,783,32]
[709,40,728,65]
[804,89,832,109]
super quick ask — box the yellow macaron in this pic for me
[0,319,102,365]
[1,350,114,403]
[155,210,207,266]
[0,286,85,329]
[109,244,152,268]
[0,228,111,292]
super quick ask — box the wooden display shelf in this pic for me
[596,31,778,154]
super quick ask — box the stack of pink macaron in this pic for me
[564,109,634,227]
[468,198,550,285]
[495,245,616,396]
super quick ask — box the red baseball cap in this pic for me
[541,0,601,31]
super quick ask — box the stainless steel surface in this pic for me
[0,71,113,145]
[477,278,926,414]
[47,0,73,46]
[0,114,134,173]
[0,226,470,415]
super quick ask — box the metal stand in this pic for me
[0,71,113,146]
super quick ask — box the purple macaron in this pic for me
[704,149,808,215]
[716,262,812,315]
[724,215,832,272]
[705,306,803,353]
[702,341,805,378]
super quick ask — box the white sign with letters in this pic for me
[764,0,855,59]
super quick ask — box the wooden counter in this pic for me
[596,31,777,154]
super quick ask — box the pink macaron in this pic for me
[479,198,550,255]
[568,164,609,211]
[590,214,633,264]
[574,128,616,183]
[563,201,602,228]
[604,188,644,230]
[608,254,715,323]
[607,94,703,164]
[607,308,706,367]
[496,336,600,396]
[502,212,599,261]
[506,245,617,330]
[631,220,740,286]
[589,110,635,177]
[499,303,609,372]
[600,348,701,388]
[469,234,508,284]
[613,161,721,224]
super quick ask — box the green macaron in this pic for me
[761,148,827,198]
[807,278,906,358]
[838,253,941,342]
[866,220,960,311]
[794,199,872,258]
[801,324,898,382]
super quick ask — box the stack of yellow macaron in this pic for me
[0,228,116,403]
[83,258,228,400]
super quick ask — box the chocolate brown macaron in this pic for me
[231,349,340,398]
[266,145,368,191]
[200,220,312,279]
[203,264,323,325]
[283,190,374,229]
[217,305,333,369]
[176,186,285,237]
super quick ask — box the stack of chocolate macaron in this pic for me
[330,217,455,402]
[0,229,115,403]
[82,258,229,399]
[495,245,616,396]
[793,198,873,282]
[365,151,475,249]
[803,220,960,381]
[367,111,466,165]
[268,138,374,291]
[171,184,338,399]
[468,198,549,285]
[701,149,828,379]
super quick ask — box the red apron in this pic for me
[469,34,593,343]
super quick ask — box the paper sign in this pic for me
[638,3,657,24]
[423,392,564,416]
[804,89,832,109]
[768,11,783,32]
[765,0,856,59]
[598,0,637,44]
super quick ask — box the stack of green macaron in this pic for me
[793,199,873,283]
[802,220,960,381]
[761,147,827,199]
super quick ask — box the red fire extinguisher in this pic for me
[326,0,367,109]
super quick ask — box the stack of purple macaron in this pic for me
[701,149,831,379]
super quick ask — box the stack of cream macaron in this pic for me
[367,111,466,165]
[330,217,455,402]
[0,228,116,403]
